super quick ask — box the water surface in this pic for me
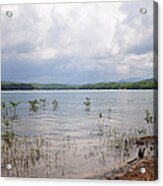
[1,90,153,178]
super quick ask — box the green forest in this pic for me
[1,79,157,91]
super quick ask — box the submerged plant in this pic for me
[2,115,49,177]
[1,101,10,117]
[99,113,103,118]
[1,115,19,176]
[39,99,47,107]
[83,97,91,111]
[9,101,21,115]
[1,101,6,110]
[108,107,112,119]
[83,97,91,106]
[144,110,153,135]
[29,100,40,112]
[52,99,58,111]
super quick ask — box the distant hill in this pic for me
[1,78,157,91]
[118,77,146,83]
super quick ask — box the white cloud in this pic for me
[116,64,130,74]
[1,0,154,83]
[116,52,153,75]
[1,3,125,60]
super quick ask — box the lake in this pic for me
[1,90,154,178]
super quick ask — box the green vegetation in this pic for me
[29,99,40,112]
[9,101,21,115]
[1,78,157,90]
[1,82,34,90]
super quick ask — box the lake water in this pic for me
[1,90,154,178]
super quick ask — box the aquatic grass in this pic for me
[1,134,51,177]
[1,103,51,177]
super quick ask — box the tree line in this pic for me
[1,79,157,90]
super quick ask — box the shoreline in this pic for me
[98,136,158,181]
[102,156,158,181]
[1,130,158,179]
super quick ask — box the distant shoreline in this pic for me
[1,79,158,91]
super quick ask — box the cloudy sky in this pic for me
[1,1,154,84]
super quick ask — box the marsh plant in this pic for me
[144,110,153,135]
[52,99,58,111]
[1,115,50,177]
[1,101,21,119]
[1,101,9,117]
[39,99,47,107]
[83,97,91,111]
[29,99,40,112]
[1,100,52,177]
[2,113,20,176]
[9,101,21,116]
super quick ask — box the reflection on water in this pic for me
[1,90,154,178]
